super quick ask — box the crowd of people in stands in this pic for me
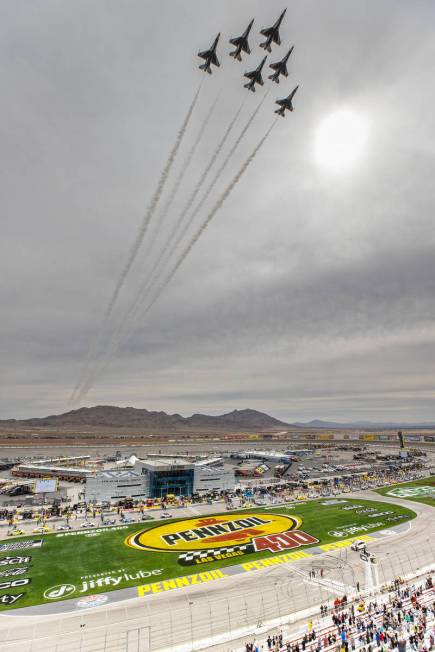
[244,575,434,652]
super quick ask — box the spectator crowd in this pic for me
[244,575,434,652]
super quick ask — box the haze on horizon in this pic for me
[1,0,435,423]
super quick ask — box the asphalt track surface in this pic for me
[0,491,433,652]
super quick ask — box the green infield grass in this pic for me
[0,498,416,611]
[376,476,435,507]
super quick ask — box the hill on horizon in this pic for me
[2,407,433,432]
[0,405,293,431]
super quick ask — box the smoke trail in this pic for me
[125,94,266,340]
[70,82,202,403]
[143,92,221,264]
[105,99,246,352]
[147,100,246,276]
[73,120,277,402]
[179,99,246,224]
[158,93,220,228]
[143,118,277,315]
[167,91,269,260]
[103,83,202,320]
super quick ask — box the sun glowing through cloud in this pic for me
[315,110,368,173]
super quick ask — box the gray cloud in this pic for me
[1,0,435,420]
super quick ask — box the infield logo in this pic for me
[125,513,318,564]
[387,486,434,498]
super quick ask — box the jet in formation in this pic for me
[229,19,254,62]
[197,10,298,115]
[269,46,294,83]
[198,33,221,74]
[260,10,287,53]
[275,85,299,116]
[243,56,267,92]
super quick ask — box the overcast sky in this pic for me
[1,0,435,422]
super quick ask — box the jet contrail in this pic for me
[143,92,221,265]
[108,99,246,347]
[103,82,203,320]
[142,118,277,316]
[70,82,202,403]
[158,93,221,226]
[168,91,269,257]
[118,92,268,339]
[73,120,277,402]
[149,98,246,269]
[85,98,269,394]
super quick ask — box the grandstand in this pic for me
[256,574,435,652]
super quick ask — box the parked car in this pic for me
[7,528,25,536]
[32,525,52,534]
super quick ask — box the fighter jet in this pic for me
[243,56,267,92]
[198,33,221,74]
[260,9,287,53]
[275,85,299,116]
[269,46,294,83]
[229,19,254,62]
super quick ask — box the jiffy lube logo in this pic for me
[126,513,318,563]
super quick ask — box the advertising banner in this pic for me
[34,479,58,494]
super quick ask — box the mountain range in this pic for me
[0,406,291,431]
[1,406,434,431]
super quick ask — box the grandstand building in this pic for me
[82,458,236,501]
[85,469,146,502]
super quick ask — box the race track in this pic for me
[0,492,433,652]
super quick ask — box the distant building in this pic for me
[194,457,224,468]
[84,457,236,502]
[85,469,146,502]
[134,458,195,497]
[12,464,94,483]
[134,458,236,497]
[242,450,293,463]
[284,449,314,457]
[193,464,235,494]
